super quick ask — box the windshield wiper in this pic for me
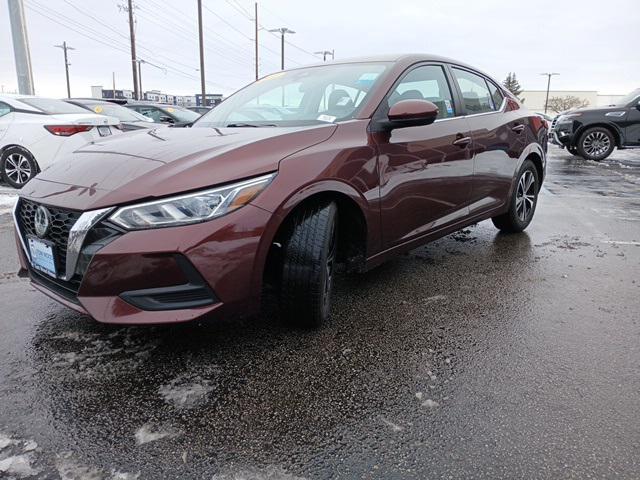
[225,122,277,128]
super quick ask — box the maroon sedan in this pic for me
[14,54,547,326]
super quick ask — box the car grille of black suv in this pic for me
[18,199,81,279]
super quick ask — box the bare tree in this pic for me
[547,95,590,113]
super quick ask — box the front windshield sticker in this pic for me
[167,107,175,113]
[93,106,103,113]
[444,99,454,115]
[357,72,380,88]
[317,114,336,123]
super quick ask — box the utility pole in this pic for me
[137,60,143,99]
[254,2,259,80]
[54,42,74,98]
[7,0,35,95]
[112,72,116,99]
[126,0,139,100]
[314,49,334,62]
[540,72,559,114]
[268,27,295,70]
[197,0,206,106]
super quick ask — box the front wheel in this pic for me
[279,201,338,328]
[576,127,615,161]
[1,146,37,188]
[492,160,540,233]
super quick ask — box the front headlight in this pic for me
[110,173,275,230]
[557,113,582,122]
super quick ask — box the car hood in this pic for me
[566,105,626,114]
[21,124,337,210]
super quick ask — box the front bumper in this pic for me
[549,122,575,147]
[15,203,273,324]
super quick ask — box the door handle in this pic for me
[452,136,471,148]
[511,124,525,134]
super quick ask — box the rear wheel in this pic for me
[576,127,615,161]
[492,159,539,233]
[279,201,338,328]
[1,146,37,188]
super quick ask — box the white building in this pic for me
[520,90,625,113]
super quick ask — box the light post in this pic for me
[268,27,295,70]
[540,72,560,114]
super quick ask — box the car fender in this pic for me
[248,178,378,309]
[574,121,625,147]
[506,141,547,200]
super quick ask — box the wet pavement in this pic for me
[0,145,639,479]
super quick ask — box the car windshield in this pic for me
[194,62,390,128]
[163,106,201,122]
[19,97,90,114]
[614,88,640,106]
[85,103,152,122]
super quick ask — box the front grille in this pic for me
[19,199,81,278]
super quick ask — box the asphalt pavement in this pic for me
[0,145,639,479]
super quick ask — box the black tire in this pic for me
[1,146,37,188]
[279,201,338,328]
[576,127,615,161]
[492,159,540,233]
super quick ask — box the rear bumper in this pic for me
[15,204,274,324]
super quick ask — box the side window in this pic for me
[0,102,11,117]
[139,107,162,122]
[487,82,504,110]
[452,68,494,114]
[389,65,456,119]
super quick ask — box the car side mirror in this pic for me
[385,100,439,130]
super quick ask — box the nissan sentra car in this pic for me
[13,54,547,327]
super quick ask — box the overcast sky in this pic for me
[1,0,638,98]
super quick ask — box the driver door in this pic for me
[375,64,474,249]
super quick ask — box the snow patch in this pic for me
[159,375,214,408]
[422,399,440,408]
[134,424,178,445]
[0,454,39,478]
[379,417,403,432]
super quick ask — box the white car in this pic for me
[0,95,121,188]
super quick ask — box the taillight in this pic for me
[44,125,93,136]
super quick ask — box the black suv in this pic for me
[550,88,640,160]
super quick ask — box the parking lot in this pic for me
[0,145,639,479]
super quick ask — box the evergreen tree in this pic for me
[502,73,523,97]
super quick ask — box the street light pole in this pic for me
[540,72,560,114]
[254,2,259,80]
[268,27,295,70]
[314,49,334,62]
[197,0,206,106]
[54,41,74,98]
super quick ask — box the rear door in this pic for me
[376,64,474,248]
[450,67,527,215]
[0,102,13,141]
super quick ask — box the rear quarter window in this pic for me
[18,97,89,115]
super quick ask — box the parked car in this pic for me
[549,87,640,160]
[0,95,120,188]
[187,106,212,115]
[65,98,158,131]
[125,103,200,127]
[13,54,547,327]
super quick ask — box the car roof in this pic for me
[67,98,113,105]
[129,103,180,108]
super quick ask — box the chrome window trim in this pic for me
[64,207,114,281]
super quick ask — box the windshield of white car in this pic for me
[163,107,201,123]
[18,97,90,115]
[193,62,390,128]
[84,103,152,122]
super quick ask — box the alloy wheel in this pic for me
[582,131,611,157]
[4,153,32,186]
[515,170,536,222]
